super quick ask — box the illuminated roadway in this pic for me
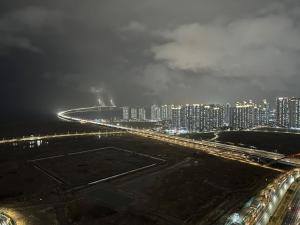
[57,107,300,170]
[0,212,14,225]
[281,185,300,225]
[226,169,300,225]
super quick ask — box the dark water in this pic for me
[0,112,107,139]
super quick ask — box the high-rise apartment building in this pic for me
[229,101,255,129]
[172,104,224,132]
[171,106,181,130]
[151,105,161,121]
[224,103,231,125]
[180,104,198,132]
[138,107,146,121]
[122,106,146,121]
[130,108,138,120]
[211,105,225,129]
[289,98,300,128]
[229,100,271,129]
[160,105,173,121]
[275,97,300,128]
[259,99,270,126]
[122,106,130,120]
[276,97,290,128]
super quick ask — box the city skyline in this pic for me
[119,96,295,110]
[121,96,300,132]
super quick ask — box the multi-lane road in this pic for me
[226,169,300,225]
[281,185,300,225]
[57,107,300,169]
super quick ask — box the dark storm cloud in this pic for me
[0,0,300,116]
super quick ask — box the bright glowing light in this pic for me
[0,208,26,225]
[268,203,273,211]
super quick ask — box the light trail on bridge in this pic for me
[0,212,14,225]
[0,208,25,225]
[280,184,300,225]
[57,107,298,171]
[225,169,300,225]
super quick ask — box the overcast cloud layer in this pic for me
[0,0,300,116]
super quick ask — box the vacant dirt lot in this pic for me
[217,131,300,155]
[35,147,161,186]
[0,133,280,225]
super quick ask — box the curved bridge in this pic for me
[57,107,300,169]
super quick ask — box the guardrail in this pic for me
[0,212,15,225]
[225,169,300,225]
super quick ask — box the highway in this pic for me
[57,107,300,169]
[281,185,300,225]
[226,169,300,225]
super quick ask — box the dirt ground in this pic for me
[0,134,280,225]
[217,131,300,155]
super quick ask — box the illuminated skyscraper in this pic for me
[290,98,300,128]
[122,106,130,120]
[276,97,290,128]
[138,107,146,121]
[160,105,173,121]
[171,106,181,130]
[177,104,225,132]
[224,103,231,125]
[151,104,161,121]
[130,108,138,120]
[229,101,255,129]
[180,104,199,132]
[211,105,225,129]
[180,105,188,130]
[268,109,276,127]
[203,105,212,131]
[260,99,270,126]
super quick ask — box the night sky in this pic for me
[1,0,300,117]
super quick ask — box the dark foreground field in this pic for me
[0,132,279,225]
[217,131,300,155]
